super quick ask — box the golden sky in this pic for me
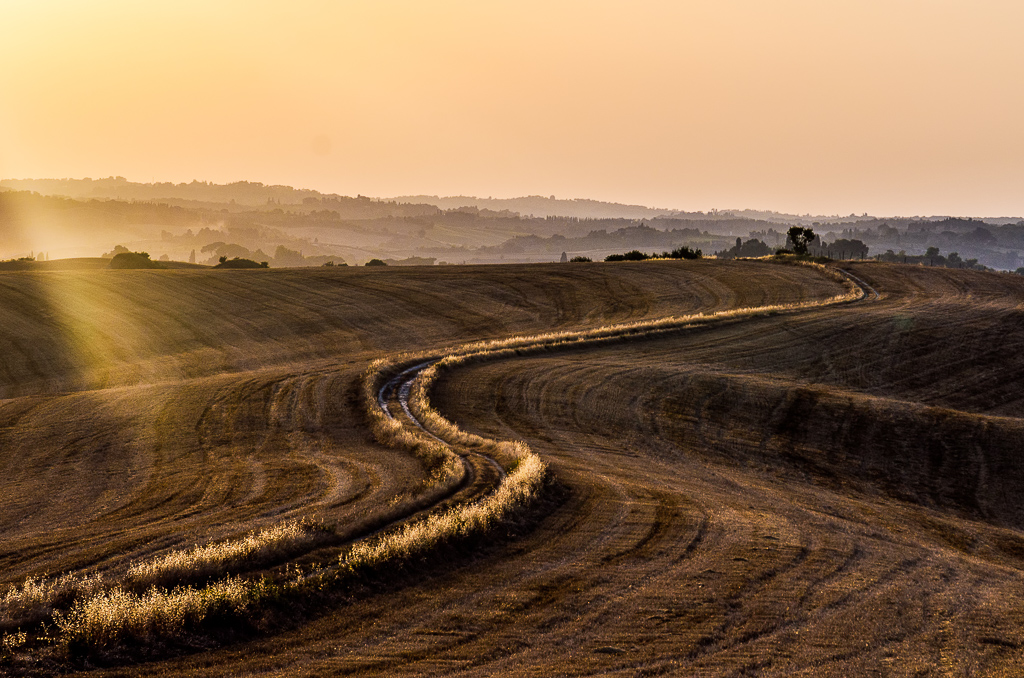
[2,0,1023,215]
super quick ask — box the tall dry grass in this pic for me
[125,518,333,589]
[0,572,104,633]
[0,519,330,656]
[341,447,545,571]
[53,576,272,649]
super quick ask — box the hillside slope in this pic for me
[4,261,1023,675]
[0,261,836,602]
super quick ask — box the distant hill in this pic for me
[0,176,327,205]
[391,194,675,220]
[0,177,434,217]
[4,178,1023,270]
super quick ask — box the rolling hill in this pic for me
[1,260,1022,675]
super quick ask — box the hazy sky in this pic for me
[3,0,1023,216]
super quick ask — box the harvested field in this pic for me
[1,260,1022,675]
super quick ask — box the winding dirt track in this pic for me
[3,260,1024,676]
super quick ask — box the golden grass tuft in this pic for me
[53,576,271,649]
[126,518,333,589]
[0,519,329,655]
[0,572,105,632]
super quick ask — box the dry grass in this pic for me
[0,519,329,657]
[354,354,546,572]
[360,358,466,499]
[52,576,272,650]
[0,572,104,632]
[125,519,333,589]
[341,444,545,572]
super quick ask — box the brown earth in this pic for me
[2,261,1023,675]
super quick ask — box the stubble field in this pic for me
[1,259,1023,676]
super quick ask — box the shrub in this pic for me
[365,259,387,267]
[125,519,333,589]
[53,576,271,650]
[214,257,266,269]
[569,256,592,263]
[605,250,649,262]
[109,252,165,269]
[661,246,702,260]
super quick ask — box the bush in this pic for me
[365,259,387,267]
[569,256,592,263]
[214,258,266,269]
[109,252,165,269]
[605,250,649,262]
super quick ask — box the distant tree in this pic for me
[189,249,196,264]
[824,238,869,260]
[219,255,228,264]
[968,226,995,244]
[365,258,387,266]
[716,239,767,259]
[569,256,592,263]
[274,245,305,267]
[787,226,815,255]
[559,251,568,263]
[102,244,133,259]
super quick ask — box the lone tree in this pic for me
[787,226,815,255]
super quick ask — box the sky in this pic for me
[2,0,1023,216]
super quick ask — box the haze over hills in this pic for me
[3,178,1024,271]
